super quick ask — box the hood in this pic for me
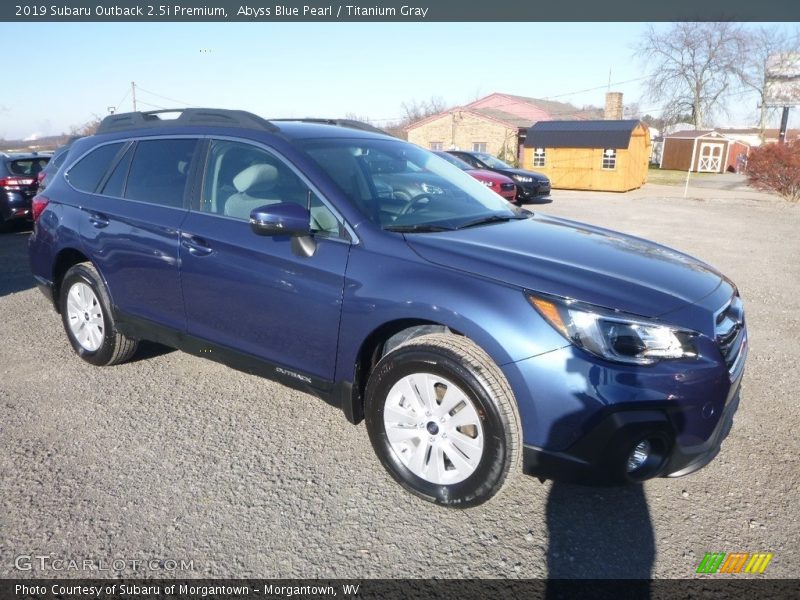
[470,169,514,184]
[405,214,725,318]
[498,168,548,181]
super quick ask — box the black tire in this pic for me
[365,333,521,507]
[59,263,138,366]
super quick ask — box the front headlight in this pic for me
[512,175,533,183]
[527,292,698,365]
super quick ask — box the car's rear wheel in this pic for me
[365,333,521,507]
[60,263,138,366]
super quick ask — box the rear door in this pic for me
[74,137,198,330]
[179,139,351,382]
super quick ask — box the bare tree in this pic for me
[738,27,800,140]
[343,112,375,124]
[400,96,448,124]
[638,23,746,128]
[69,116,102,137]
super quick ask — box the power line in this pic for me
[134,85,200,108]
[135,99,169,111]
[541,77,651,100]
[112,88,130,113]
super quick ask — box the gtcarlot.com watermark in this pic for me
[14,554,194,572]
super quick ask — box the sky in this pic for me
[1,21,798,140]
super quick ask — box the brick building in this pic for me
[406,93,602,165]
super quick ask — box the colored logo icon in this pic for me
[696,552,774,574]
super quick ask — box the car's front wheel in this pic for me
[60,263,138,366]
[365,333,521,507]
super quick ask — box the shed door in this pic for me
[698,142,724,172]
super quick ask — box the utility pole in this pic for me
[131,81,137,112]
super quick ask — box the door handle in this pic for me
[180,233,214,256]
[88,212,109,228]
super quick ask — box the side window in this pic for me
[100,144,134,197]
[200,140,343,237]
[125,139,197,208]
[308,193,341,237]
[460,154,480,168]
[67,143,124,193]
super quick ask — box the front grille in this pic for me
[500,183,515,191]
[715,295,746,376]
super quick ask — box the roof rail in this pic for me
[270,118,390,136]
[96,108,280,134]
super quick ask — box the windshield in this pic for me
[433,151,472,171]
[300,139,521,231]
[473,153,512,169]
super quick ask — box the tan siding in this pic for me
[521,123,651,192]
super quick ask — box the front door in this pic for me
[179,139,351,382]
[698,143,724,173]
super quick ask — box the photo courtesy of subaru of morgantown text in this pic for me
[29,108,747,507]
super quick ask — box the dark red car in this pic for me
[434,151,517,203]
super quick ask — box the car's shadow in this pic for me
[521,197,554,206]
[545,482,654,586]
[0,227,36,297]
[126,340,176,362]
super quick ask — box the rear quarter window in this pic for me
[67,143,125,193]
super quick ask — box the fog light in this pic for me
[627,440,651,472]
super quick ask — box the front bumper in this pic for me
[516,181,551,201]
[499,188,517,202]
[522,387,740,484]
[503,328,746,484]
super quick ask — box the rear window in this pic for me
[67,143,125,193]
[8,158,50,176]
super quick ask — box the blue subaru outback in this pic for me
[28,109,747,507]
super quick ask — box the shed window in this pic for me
[429,141,443,151]
[602,148,617,170]
[533,148,546,167]
[472,142,487,152]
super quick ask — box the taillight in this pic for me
[0,176,36,190]
[32,195,50,222]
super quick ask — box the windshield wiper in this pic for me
[384,224,453,233]
[455,214,527,230]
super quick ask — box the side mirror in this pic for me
[250,203,311,237]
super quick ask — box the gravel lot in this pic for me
[1,181,798,579]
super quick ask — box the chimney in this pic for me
[604,92,623,120]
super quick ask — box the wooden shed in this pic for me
[522,120,651,192]
[660,130,750,173]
